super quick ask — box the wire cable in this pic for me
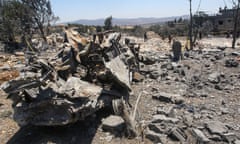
[223,0,227,7]
[196,0,202,13]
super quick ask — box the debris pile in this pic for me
[1,30,240,143]
[1,29,139,136]
[140,47,240,143]
[0,53,25,84]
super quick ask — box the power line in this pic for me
[196,0,202,12]
[223,0,227,7]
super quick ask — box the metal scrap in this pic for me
[1,28,139,138]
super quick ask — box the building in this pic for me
[194,7,240,35]
[210,7,236,33]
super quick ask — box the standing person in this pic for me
[144,32,147,42]
[172,39,183,62]
[168,34,172,43]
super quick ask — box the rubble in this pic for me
[168,127,187,143]
[152,114,179,124]
[156,105,175,117]
[205,121,228,136]
[1,31,240,143]
[235,140,240,144]
[0,70,19,85]
[1,28,139,138]
[225,59,239,67]
[145,129,164,143]
[102,115,125,133]
[208,72,221,84]
[192,128,210,143]
[148,122,172,134]
[152,92,185,104]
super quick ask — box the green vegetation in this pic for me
[0,0,56,49]
[104,16,113,31]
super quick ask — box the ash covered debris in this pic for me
[1,28,141,137]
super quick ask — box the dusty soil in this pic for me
[1,37,240,144]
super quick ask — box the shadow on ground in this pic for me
[7,108,113,144]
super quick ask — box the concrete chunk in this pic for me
[152,92,184,104]
[148,123,172,134]
[168,127,187,142]
[152,114,179,124]
[156,105,175,117]
[145,129,164,143]
[208,72,221,84]
[234,140,240,144]
[102,115,125,133]
[205,121,228,135]
[192,128,210,143]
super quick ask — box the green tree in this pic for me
[0,0,56,44]
[21,0,55,41]
[104,16,112,30]
[232,0,240,48]
[0,0,32,43]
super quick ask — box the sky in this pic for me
[51,0,233,22]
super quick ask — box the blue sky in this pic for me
[51,0,233,22]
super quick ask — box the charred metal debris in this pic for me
[1,29,142,136]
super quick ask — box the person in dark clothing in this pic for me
[168,35,172,43]
[172,39,183,62]
[144,32,147,42]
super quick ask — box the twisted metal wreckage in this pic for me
[1,28,141,136]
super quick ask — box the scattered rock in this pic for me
[149,70,161,79]
[192,128,210,143]
[152,92,184,104]
[232,52,240,56]
[209,134,222,141]
[156,105,175,117]
[208,72,221,84]
[0,110,12,118]
[148,123,172,134]
[225,59,239,67]
[13,64,25,71]
[152,114,179,124]
[102,115,125,133]
[132,72,144,82]
[0,64,11,71]
[168,127,187,142]
[205,121,228,136]
[145,129,164,143]
[235,139,240,144]
[161,62,174,70]
[14,52,24,56]
[220,107,229,115]
[222,133,237,143]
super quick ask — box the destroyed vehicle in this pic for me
[1,30,139,136]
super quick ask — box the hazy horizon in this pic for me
[51,0,233,22]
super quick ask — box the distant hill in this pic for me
[68,15,189,26]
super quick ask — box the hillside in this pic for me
[69,15,189,26]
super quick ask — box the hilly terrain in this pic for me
[69,15,189,26]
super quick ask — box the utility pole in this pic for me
[189,0,193,50]
[232,0,240,48]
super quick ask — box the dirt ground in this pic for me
[0,37,240,144]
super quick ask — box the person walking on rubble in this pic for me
[172,38,183,62]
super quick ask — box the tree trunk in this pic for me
[232,0,240,49]
[189,0,193,50]
[34,17,47,42]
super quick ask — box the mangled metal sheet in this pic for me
[105,55,131,90]
[58,77,103,98]
[1,30,139,127]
